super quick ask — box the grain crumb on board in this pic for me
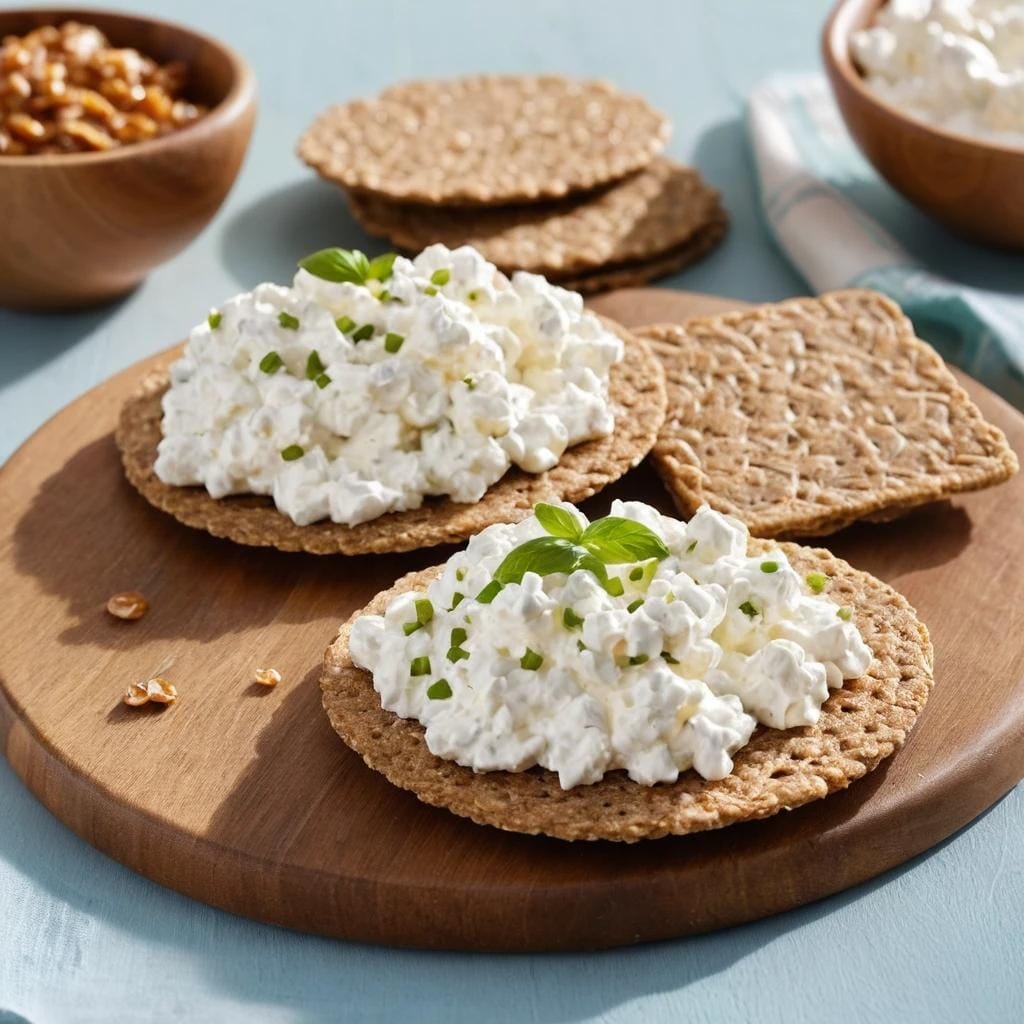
[123,677,177,707]
[106,591,149,620]
[254,667,281,688]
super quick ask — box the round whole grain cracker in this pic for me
[115,322,667,556]
[321,543,933,842]
[555,213,728,295]
[347,159,723,278]
[645,290,1019,537]
[298,75,670,206]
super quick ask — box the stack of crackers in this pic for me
[298,75,727,293]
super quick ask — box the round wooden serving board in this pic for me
[2,288,1023,952]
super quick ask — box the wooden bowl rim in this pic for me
[0,4,256,167]
[822,0,1024,160]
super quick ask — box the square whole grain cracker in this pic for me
[644,290,1018,538]
[115,320,667,556]
[320,541,933,842]
[299,75,670,207]
[347,159,726,286]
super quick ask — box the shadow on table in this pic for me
[0,749,1010,1024]
[10,433,446,647]
[0,294,131,391]
[219,179,381,289]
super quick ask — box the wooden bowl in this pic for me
[0,8,256,310]
[823,0,1024,248]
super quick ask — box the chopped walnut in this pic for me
[106,591,149,620]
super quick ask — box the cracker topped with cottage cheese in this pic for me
[348,501,872,788]
[324,501,933,840]
[154,245,623,527]
[117,245,666,554]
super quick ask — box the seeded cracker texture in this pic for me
[645,290,1019,538]
[115,320,667,555]
[347,159,726,284]
[554,215,728,295]
[320,542,934,841]
[297,75,670,206]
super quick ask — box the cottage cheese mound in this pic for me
[349,501,874,790]
[154,245,623,526]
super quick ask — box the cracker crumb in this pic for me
[254,667,281,688]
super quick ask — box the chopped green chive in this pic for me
[447,646,470,663]
[837,607,853,621]
[467,290,479,301]
[463,376,476,390]
[414,598,434,626]
[449,592,465,610]
[627,598,643,613]
[335,316,356,334]
[305,350,325,379]
[629,566,643,581]
[377,289,391,303]
[450,627,467,647]
[410,656,431,677]
[351,323,374,342]
[686,540,698,554]
[605,577,624,598]
[315,373,331,389]
[562,607,584,630]
[739,600,759,617]
[430,268,451,286]
[424,285,438,296]
[520,648,543,671]
[278,311,299,330]
[384,332,405,354]
[426,679,452,700]
[806,572,828,594]
[455,568,466,582]
[760,561,779,574]
[661,651,680,665]
[577,640,587,652]
[476,580,503,604]
[259,351,283,374]
[403,621,422,636]
[207,311,222,329]
[628,654,649,666]
[280,444,304,461]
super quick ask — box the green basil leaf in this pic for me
[298,248,370,284]
[579,517,669,564]
[493,536,581,585]
[534,502,583,541]
[366,252,397,282]
[573,549,609,586]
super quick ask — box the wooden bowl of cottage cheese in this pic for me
[823,0,1024,248]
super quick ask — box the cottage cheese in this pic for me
[154,245,622,526]
[348,501,873,790]
[852,0,1024,146]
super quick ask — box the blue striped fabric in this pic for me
[748,74,1024,410]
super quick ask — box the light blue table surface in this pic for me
[2,2,1022,1021]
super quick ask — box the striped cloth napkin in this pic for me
[747,73,1024,411]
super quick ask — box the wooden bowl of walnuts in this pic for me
[0,9,256,309]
